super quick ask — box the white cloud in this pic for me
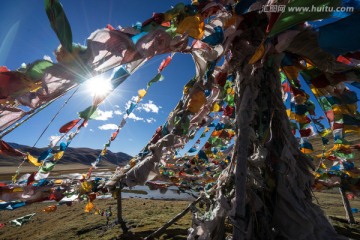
[115,105,120,108]
[98,124,118,130]
[131,96,139,101]
[90,129,94,132]
[128,112,144,121]
[146,118,156,123]
[125,96,139,110]
[125,100,131,111]
[48,135,62,147]
[94,110,113,121]
[43,55,53,62]
[49,135,60,142]
[138,100,161,113]
[114,110,123,115]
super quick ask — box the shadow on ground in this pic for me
[117,228,188,240]
[331,216,360,239]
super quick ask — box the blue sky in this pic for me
[0,0,195,156]
[1,1,359,157]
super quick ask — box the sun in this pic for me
[86,76,113,97]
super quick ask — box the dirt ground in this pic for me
[0,191,360,240]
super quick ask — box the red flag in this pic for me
[27,172,36,186]
[158,56,172,72]
[111,130,119,141]
[299,128,312,137]
[215,71,227,87]
[282,82,290,93]
[326,156,337,161]
[59,119,81,133]
[0,140,25,157]
[325,110,334,122]
[333,122,344,130]
[106,24,115,31]
[223,106,234,117]
[336,55,351,65]
[0,66,9,72]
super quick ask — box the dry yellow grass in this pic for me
[0,197,193,240]
[0,191,360,240]
[0,133,359,239]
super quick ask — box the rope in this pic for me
[32,86,80,147]
[11,87,80,183]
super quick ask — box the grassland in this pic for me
[1,133,359,239]
[0,191,359,240]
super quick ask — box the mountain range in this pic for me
[0,142,132,168]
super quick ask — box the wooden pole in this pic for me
[144,197,202,240]
[339,187,356,224]
[117,181,129,233]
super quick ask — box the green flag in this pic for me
[10,213,36,226]
[269,0,341,37]
[26,60,54,80]
[146,73,164,89]
[45,0,73,52]
[78,106,98,120]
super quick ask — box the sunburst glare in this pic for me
[85,76,113,97]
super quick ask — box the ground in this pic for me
[1,134,359,239]
[0,191,360,240]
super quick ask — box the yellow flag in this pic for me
[249,42,265,64]
[319,129,331,137]
[295,114,309,123]
[129,158,137,168]
[345,171,359,178]
[310,86,322,97]
[101,149,107,156]
[53,151,64,161]
[344,125,360,134]
[138,89,147,99]
[85,202,94,213]
[13,187,24,192]
[300,148,313,154]
[26,153,41,167]
[54,179,63,185]
[81,181,93,193]
[176,14,204,39]
[191,0,199,5]
[211,130,222,137]
[286,109,291,117]
[212,102,220,112]
[282,65,302,80]
[314,172,321,178]
[226,88,234,95]
[187,90,206,114]
[43,205,57,212]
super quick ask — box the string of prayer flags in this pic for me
[89,55,173,170]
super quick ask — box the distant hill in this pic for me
[0,142,132,168]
